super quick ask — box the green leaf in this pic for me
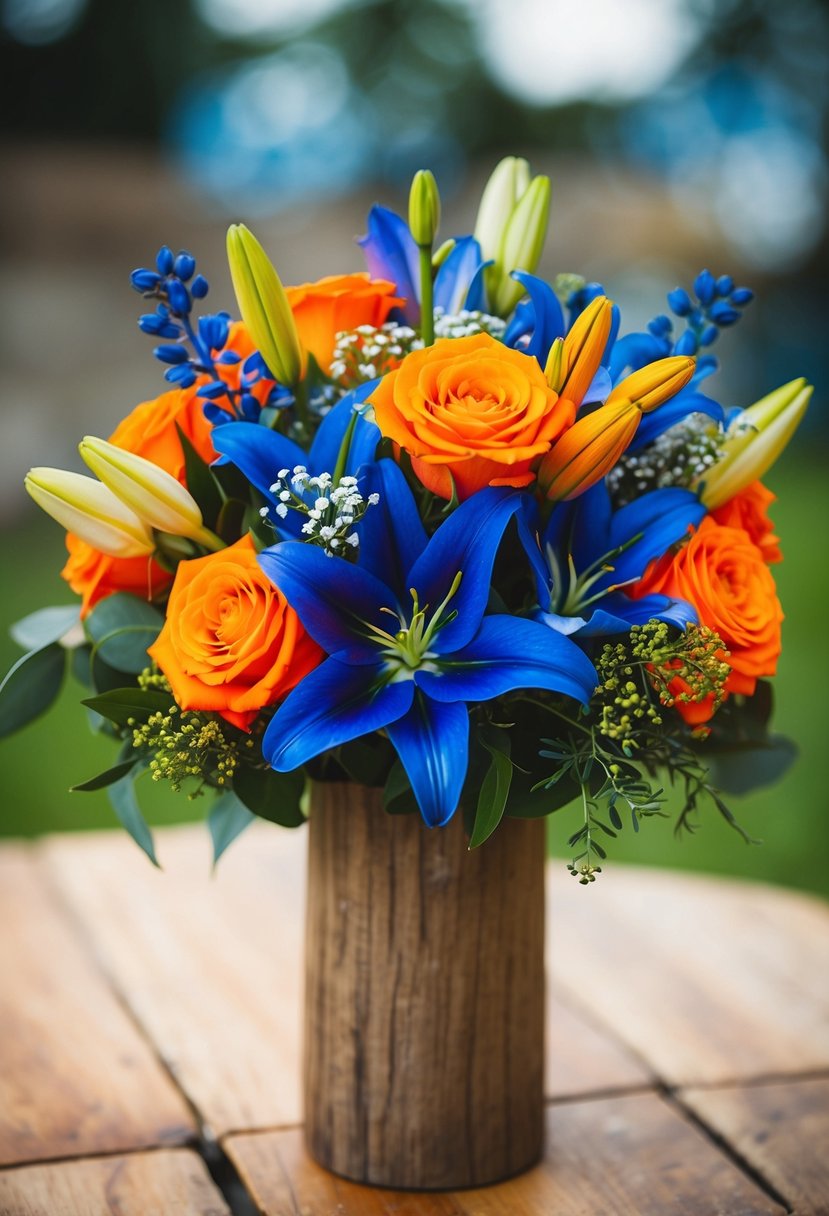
[176,423,223,527]
[108,774,159,866]
[706,737,798,796]
[337,735,395,787]
[233,764,306,827]
[469,735,512,849]
[72,758,139,792]
[85,594,164,674]
[383,760,419,815]
[215,498,249,544]
[10,605,80,652]
[208,791,255,866]
[82,687,174,727]
[0,644,66,738]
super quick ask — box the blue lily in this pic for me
[258,462,597,826]
[211,382,380,538]
[358,205,487,326]
[519,482,706,638]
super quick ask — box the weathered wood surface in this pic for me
[225,1092,786,1215]
[547,864,829,1085]
[0,846,194,1167]
[682,1077,829,1215]
[303,783,545,1189]
[0,1149,231,1215]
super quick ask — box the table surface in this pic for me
[1,822,828,1216]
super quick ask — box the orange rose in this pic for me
[369,333,574,500]
[633,517,783,708]
[286,274,403,372]
[710,481,782,564]
[148,536,322,731]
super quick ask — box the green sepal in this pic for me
[85,594,163,675]
[176,423,223,527]
[233,763,306,827]
[108,772,159,867]
[208,791,255,866]
[469,732,512,848]
[71,757,140,792]
[82,687,175,727]
[10,604,79,652]
[0,643,67,738]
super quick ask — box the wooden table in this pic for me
[2,824,828,1215]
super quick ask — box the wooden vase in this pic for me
[303,780,546,1190]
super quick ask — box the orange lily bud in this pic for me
[537,399,640,502]
[553,296,613,406]
[607,355,695,414]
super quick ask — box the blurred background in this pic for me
[1,0,827,893]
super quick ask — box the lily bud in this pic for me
[537,400,640,502]
[474,156,531,262]
[25,468,154,557]
[606,355,696,414]
[226,223,304,385]
[408,169,441,247]
[552,295,613,404]
[492,175,552,316]
[79,438,222,551]
[698,377,813,508]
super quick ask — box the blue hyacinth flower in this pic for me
[211,382,381,538]
[358,205,487,326]
[519,482,705,638]
[258,463,596,826]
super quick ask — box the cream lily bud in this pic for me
[605,355,696,414]
[552,295,613,404]
[409,169,441,247]
[537,400,641,502]
[25,468,154,557]
[474,156,531,262]
[79,438,222,551]
[492,175,552,316]
[226,223,304,385]
[698,377,813,509]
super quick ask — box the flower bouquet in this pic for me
[2,159,810,1188]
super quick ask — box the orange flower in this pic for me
[285,274,403,372]
[148,535,322,731]
[369,333,574,500]
[710,481,782,564]
[62,533,171,617]
[633,517,783,708]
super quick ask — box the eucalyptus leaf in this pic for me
[72,758,139,792]
[10,605,80,652]
[85,594,163,674]
[233,764,306,827]
[0,643,66,738]
[83,687,174,727]
[706,737,798,796]
[208,791,255,865]
[108,774,159,867]
[469,735,512,848]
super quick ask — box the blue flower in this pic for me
[211,382,381,538]
[258,462,596,826]
[519,482,705,637]
[358,205,487,325]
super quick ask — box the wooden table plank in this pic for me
[547,865,829,1085]
[0,1149,231,1215]
[225,1092,786,1215]
[682,1077,829,1215]
[41,825,653,1138]
[0,847,195,1167]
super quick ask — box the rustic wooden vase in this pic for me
[303,780,546,1190]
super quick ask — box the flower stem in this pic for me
[419,246,435,347]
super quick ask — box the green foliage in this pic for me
[0,643,67,738]
[469,731,512,848]
[10,604,79,651]
[85,593,163,674]
[232,763,306,827]
[108,771,159,867]
[207,792,255,865]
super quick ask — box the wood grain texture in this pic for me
[41,825,307,1138]
[682,1077,829,1215]
[0,1149,231,1215]
[547,864,829,1085]
[303,782,546,1189]
[226,1091,786,1215]
[0,847,194,1166]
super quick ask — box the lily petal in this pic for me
[606,488,706,589]
[263,658,414,771]
[505,271,565,364]
[386,692,469,827]
[357,459,428,600]
[433,236,485,315]
[308,380,381,475]
[358,205,420,324]
[630,388,726,451]
[212,422,305,508]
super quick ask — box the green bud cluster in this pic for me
[567,860,602,885]
[130,671,254,795]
